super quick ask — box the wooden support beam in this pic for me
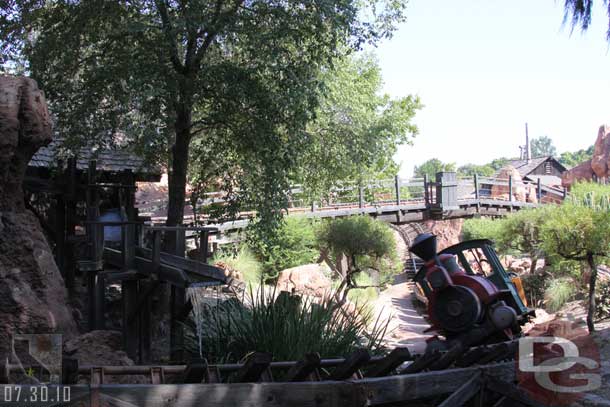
[284,353,321,382]
[429,344,466,371]
[150,367,165,384]
[399,351,442,374]
[122,280,139,361]
[437,372,481,407]
[170,228,187,362]
[175,358,208,384]
[508,175,513,202]
[231,352,272,383]
[365,347,411,377]
[358,184,365,208]
[484,376,547,407]
[329,348,370,380]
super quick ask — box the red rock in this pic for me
[276,264,332,298]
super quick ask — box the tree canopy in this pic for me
[563,0,610,39]
[559,145,594,168]
[1,0,410,240]
[413,158,456,179]
[530,136,557,158]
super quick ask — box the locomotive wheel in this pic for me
[433,286,482,332]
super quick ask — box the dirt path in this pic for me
[373,280,432,354]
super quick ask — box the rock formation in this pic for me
[276,264,332,298]
[562,125,610,187]
[490,165,527,201]
[0,76,77,380]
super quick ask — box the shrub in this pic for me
[318,216,400,285]
[544,278,577,312]
[521,272,548,308]
[595,279,610,321]
[462,217,503,242]
[184,288,389,363]
[249,216,320,280]
[213,245,262,285]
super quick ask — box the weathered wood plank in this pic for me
[329,348,370,380]
[284,353,321,382]
[231,352,272,383]
[365,348,411,378]
[437,372,481,407]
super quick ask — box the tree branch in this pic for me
[155,0,186,74]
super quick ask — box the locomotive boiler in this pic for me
[410,233,533,350]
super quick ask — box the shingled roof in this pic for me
[508,156,549,176]
[29,139,161,179]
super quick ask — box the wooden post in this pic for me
[358,184,364,208]
[508,175,513,202]
[423,174,429,206]
[311,201,316,212]
[435,172,458,209]
[394,175,401,205]
[64,158,77,293]
[474,174,479,199]
[55,195,66,278]
[563,186,567,199]
[199,231,210,263]
[537,177,542,202]
[170,228,187,362]
[122,224,139,360]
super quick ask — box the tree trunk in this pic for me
[586,253,598,333]
[529,256,538,275]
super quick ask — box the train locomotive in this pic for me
[410,233,534,350]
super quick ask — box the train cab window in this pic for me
[464,248,494,277]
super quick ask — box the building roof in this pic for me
[508,156,567,177]
[523,174,563,187]
[29,139,161,178]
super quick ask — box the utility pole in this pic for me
[525,122,530,163]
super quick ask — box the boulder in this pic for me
[64,331,147,384]
[0,76,77,375]
[276,264,332,298]
[491,165,526,201]
[422,218,464,251]
[562,125,610,187]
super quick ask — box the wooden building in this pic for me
[507,156,567,188]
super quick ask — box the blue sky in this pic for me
[374,0,610,176]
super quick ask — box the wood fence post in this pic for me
[170,228,187,362]
[358,184,364,208]
[394,175,401,205]
[424,174,429,206]
[537,178,542,202]
[508,175,513,202]
[474,174,479,200]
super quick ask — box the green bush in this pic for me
[317,216,400,280]
[544,278,577,312]
[184,288,388,363]
[521,272,548,308]
[462,217,503,242]
[346,272,378,304]
[213,245,262,285]
[595,279,610,321]
[249,216,320,280]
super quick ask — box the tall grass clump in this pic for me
[544,278,576,312]
[184,288,388,363]
[213,245,262,285]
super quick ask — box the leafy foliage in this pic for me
[530,136,557,157]
[213,246,263,286]
[595,279,610,320]
[462,217,503,242]
[249,217,320,280]
[413,158,456,179]
[544,278,577,312]
[184,288,389,363]
[296,53,422,199]
[457,164,495,177]
[317,216,399,303]
[559,146,594,168]
[1,0,410,239]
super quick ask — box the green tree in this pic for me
[296,53,422,198]
[530,136,557,158]
[562,0,610,39]
[559,146,594,168]
[496,207,550,274]
[1,0,408,241]
[541,204,610,332]
[457,164,495,177]
[413,158,456,179]
[317,216,398,305]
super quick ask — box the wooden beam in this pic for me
[135,247,226,282]
[365,347,411,378]
[437,372,481,407]
[284,353,321,382]
[231,352,272,383]
[329,348,370,380]
[484,376,547,407]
